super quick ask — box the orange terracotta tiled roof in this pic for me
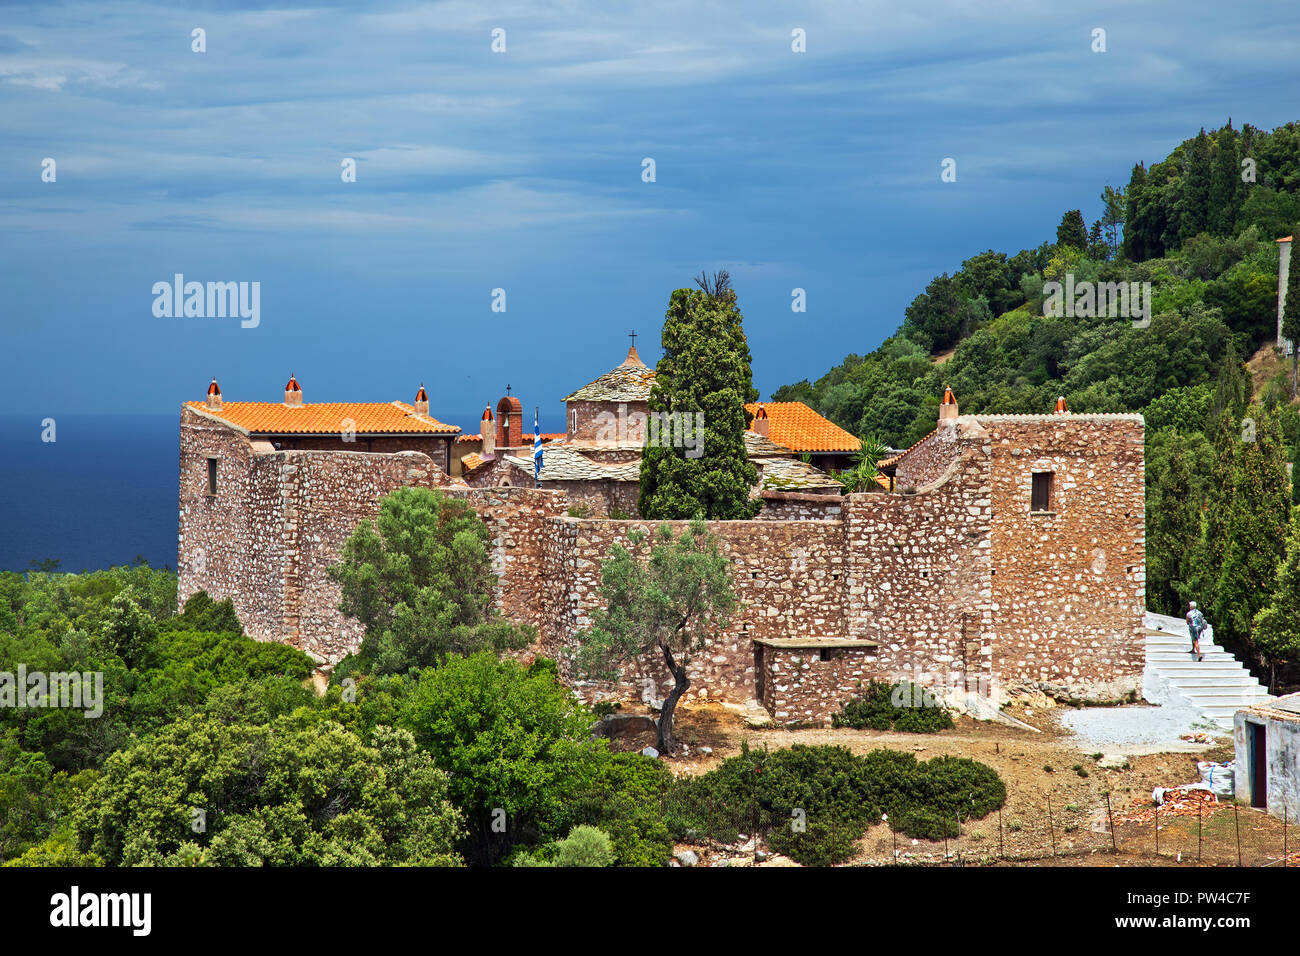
[186,400,460,436]
[457,432,564,444]
[743,401,858,453]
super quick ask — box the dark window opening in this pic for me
[1031,471,1053,512]
[207,457,218,497]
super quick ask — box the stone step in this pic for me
[1166,675,1266,688]
[1149,662,1252,675]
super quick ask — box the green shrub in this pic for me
[831,680,954,733]
[671,742,1006,863]
[554,825,614,867]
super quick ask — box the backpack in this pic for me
[1189,609,1207,634]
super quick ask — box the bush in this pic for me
[832,680,954,733]
[672,743,1007,862]
[554,826,614,867]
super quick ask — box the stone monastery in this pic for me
[178,347,1146,723]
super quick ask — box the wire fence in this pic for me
[659,784,1300,867]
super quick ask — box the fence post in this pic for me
[1154,801,1159,857]
[709,793,714,844]
[1105,792,1117,853]
[1234,803,1242,866]
[997,806,1004,860]
[1285,807,1289,867]
[1047,796,1057,857]
[1198,801,1202,863]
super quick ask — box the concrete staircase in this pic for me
[1144,611,1273,728]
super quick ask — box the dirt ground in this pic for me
[620,698,1299,868]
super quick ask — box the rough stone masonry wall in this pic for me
[842,441,996,694]
[178,407,453,662]
[541,517,848,704]
[568,400,648,443]
[984,415,1146,697]
[756,490,844,521]
[758,645,880,724]
[893,423,957,490]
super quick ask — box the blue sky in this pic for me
[2,0,1298,433]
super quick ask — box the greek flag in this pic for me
[533,410,543,480]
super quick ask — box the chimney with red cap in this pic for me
[480,405,495,457]
[284,374,302,407]
[751,402,770,438]
[414,383,429,417]
[939,386,958,421]
[206,378,222,411]
[1054,395,1069,415]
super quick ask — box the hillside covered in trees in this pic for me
[775,120,1300,690]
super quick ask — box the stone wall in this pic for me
[178,407,452,662]
[547,479,640,518]
[756,642,882,724]
[982,415,1146,696]
[893,424,955,490]
[541,516,849,704]
[178,406,1146,708]
[568,399,648,444]
[756,490,844,521]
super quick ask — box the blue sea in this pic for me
[0,410,557,573]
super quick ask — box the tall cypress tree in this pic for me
[639,271,760,520]
[1212,404,1290,654]
[1253,504,1300,689]
[1147,437,1199,615]
[1208,122,1240,237]
[1282,240,1300,398]
[1178,129,1212,244]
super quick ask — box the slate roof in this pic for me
[757,456,842,491]
[744,431,794,457]
[563,346,656,402]
[504,446,641,482]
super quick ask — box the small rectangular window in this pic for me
[207,457,218,497]
[1031,471,1053,512]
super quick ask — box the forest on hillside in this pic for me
[775,120,1300,690]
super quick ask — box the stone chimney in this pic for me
[751,402,770,438]
[206,378,222,411]
[480,406,495,457]
[284,374,303,407]
[939,386,958,421]
[1280,236,1294,354]
[1054,395,1069,415]
[414,383,429,417]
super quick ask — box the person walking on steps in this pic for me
[1186,601,1207,662]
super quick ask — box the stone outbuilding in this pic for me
[1234,692,1300,823]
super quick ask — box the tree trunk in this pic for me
[656,643,690,754]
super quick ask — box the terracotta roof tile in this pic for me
[186,400,459,436]
[743,402,858,453]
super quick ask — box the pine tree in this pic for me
[1253,504,1300,686]
[1212,404,1290,654]
[1208,122,1240,237]
[639,271,760,520]
[1056,209,1088,250]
